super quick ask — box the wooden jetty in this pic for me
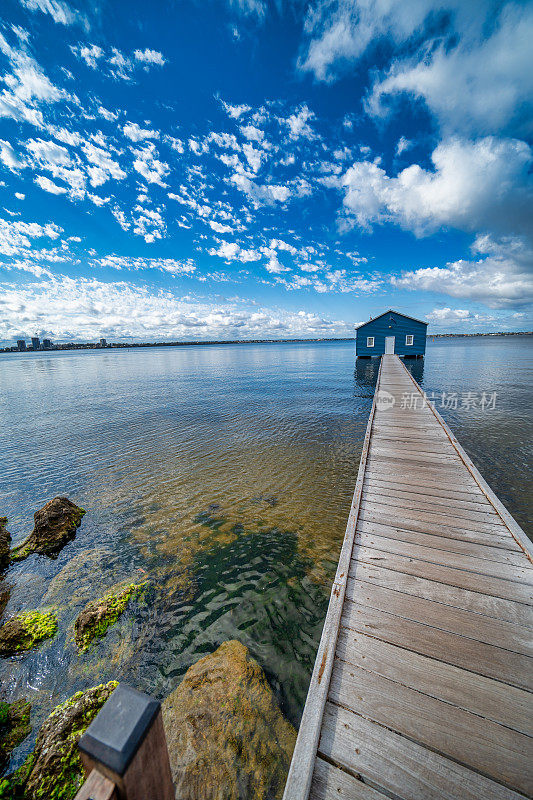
[283,354,533,800]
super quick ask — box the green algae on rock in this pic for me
[0,681,117,800]
[74,582,147,652]
[162,639,296,800]
[0,610,57,657]
[10,498,85,562]
[0,521,11,571]
[0,698,31,772]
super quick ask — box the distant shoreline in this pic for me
[1,331,531,354]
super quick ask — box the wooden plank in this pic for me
[358,509,517,549]
[369,446,459,464]
[336,630,533,735]
[364,470,481,493]
[319,703,525,800]
[362,489,498,520]
[351,561,533,627]
[328,661,533,795]
[356,520,522,560]
[362,482,497,511]
[353,532,533,583]
[341,599,533,690]
[345,578,533,657]
[360,501,507,535]
[350,546,533,604]
[310,758,388,800]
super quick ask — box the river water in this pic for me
[0,335,531,770]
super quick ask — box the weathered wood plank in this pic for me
[362,489,499,521]
[353,531,533,583]
[336,630,533,735]
[319,703,526,800]
[362,482,497,510]
[341,599,533,690]
[351,561,533,626]
[328,661,533,795]
[359,502,507,535]
[344,578,533,657]
[356,520,523,560]
[349,546,533,603]
[310,758,388,800]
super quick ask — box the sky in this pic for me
[0,0,532,344]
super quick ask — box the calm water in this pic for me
[0,336,531,771]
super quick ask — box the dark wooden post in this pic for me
[75,683,174,800]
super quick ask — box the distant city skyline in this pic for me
[0,0,531,345]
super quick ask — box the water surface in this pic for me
[0,336,531,771]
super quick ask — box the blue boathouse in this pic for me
[356,309,428,358]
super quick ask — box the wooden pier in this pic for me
[283,354,533,800]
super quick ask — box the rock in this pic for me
[1,681,117,800]
[0,698,31,772]
[162,640,296,800]
[10,498,85,562]
[0,521,10,571]
[0,610,57,657]
[74,582,147,652]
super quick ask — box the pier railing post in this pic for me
[74,683,174,800]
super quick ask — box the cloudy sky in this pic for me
[0,0,531,343]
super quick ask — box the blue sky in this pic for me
[0,0,531,343]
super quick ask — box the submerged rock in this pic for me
[0,698,31,772]
[0,681,117,800]
[0,521,10,571]
[74,582,147,652]
[0,610,57,657]
[162,639,296,800]
[10,498,85,562]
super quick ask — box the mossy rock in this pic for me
[10,498,85,563]
[0,610,57,657]
[0,521,11,571]
[0,699,31,772]
[74,582,147,653]
[0,681,117,800]
[162,639,296,800]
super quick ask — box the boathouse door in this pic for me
[385,336,395,354]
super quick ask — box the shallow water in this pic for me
[0,336,531,771]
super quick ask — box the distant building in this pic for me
[356,309,428,358]
[31,336,40,351]
[43,339,52,349]
[99,338,107,347]
[17,340,26,351]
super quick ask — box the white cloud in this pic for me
[367,3,533,138]
[395,136,412,156]
[132,143,169,187]
[284,105,317,139]
[73,44,103,69]
[341,137,533,238]
[240,124,264,143]
[209,241,261,262]
[0,139,24,171]
[15,192,25,200]
[242,143,263,173]
[20,0,87,27]
[134,48,166,67]
[123,122,159,142]
[35,174,67,194]
[0,32,72,127]
[392,235,533,308]
[94,255,194,275]
[0,216,62,256]
[82,142,126,185]
[208,220,233,234]
[230,173,290,206]
[98,106,118,121]
[0,274,354,343]
[221,100,251,119]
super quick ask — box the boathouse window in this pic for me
[405,335,414,346]
[367,337,374,347]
